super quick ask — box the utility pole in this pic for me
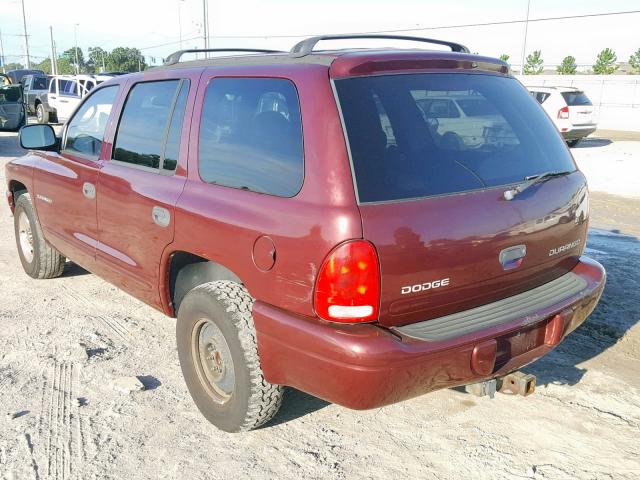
[178,0,184,50]
[74,24,80,74]
[49,26,57,75]
[101,50,105,72]
[0,30,6,74]
[21,0,31,68]
[202,0,209,57]
[519,0,531,75]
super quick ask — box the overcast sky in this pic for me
[1,0,638,68]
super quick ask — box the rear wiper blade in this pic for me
[503,170,571,200]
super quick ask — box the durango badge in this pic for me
[549,239,581,257]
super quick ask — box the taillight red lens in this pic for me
[314,240,380,323]
[558,106,570,119]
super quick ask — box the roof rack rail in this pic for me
[289,34,470,58]
[164,48,285,65]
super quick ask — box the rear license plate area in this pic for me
[494,322,547,370]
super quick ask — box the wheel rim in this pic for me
[37,106,43,123]
[192,319,235,404]
[18,211,34,264]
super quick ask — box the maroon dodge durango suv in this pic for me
[5,35,606,432]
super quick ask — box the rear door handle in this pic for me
[82,182,96,199]
[152,206,170,227]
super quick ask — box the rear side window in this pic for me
[33,76,48,90]
[335,73,576,203]
[64,86,118,159]
[199,77,304,197]
[113,79,189,171]
[532,91,551,104]
[59,80,78,97]
[561,91,592,106]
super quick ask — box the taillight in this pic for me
[558,106,570,119]
[314,240,380,323]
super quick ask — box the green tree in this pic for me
[87,47,109,73]
[499,54,510,62]
[61,47,85,73]
[593,48,618,74]
[106,47,146,72]
[629,48,640,74]
[33,57,52,74]
[3,62,25,71]
[557,55,577,74]
[524,50,543,75]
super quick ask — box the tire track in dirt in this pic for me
[40,361,84,480]
[60,285,131,345]
[0,362,27,391]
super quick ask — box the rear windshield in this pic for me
[335,73,575,203]
[561,91,592,106]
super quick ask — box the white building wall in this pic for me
[516,75,640,132]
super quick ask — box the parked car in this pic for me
[415,94,518,149]
[0,73,26,131]
[5,69,45,85]
[528,86,597,147]
[36,74,110,124]
[21,74,50,116]
[5,36,606,433]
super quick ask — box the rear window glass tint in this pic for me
[113,80,180,169]
[33,77,48,89]
[162,81,189,171]
[335,73,575,203]
[561,91,592,106]
[198,77,304,197]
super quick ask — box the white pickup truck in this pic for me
[35,74,112,124]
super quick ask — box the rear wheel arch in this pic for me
[166,251,243,316]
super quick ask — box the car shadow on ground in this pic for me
[525,228,640,387]
[572,138,612,148]
[264,388,331,428]
[61,261,91,277]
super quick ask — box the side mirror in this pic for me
[19,124,59,152]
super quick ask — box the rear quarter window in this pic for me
[335,73,575,203]
[198,77,304,197]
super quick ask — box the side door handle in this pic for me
[151,206,171,227]
[82,182,96,199]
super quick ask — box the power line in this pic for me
[206,9,640,39]
[139,34,201,51]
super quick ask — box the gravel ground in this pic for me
[0,131,639,480]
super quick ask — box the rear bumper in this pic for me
[562,126,597,141]
[254,256,605,409]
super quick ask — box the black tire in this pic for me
[176,281,283,432]
[567,139,580,148]
[36,103,49,124]
[13,192,66,279]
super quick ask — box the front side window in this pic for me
[64,85,118,159]
[198,77,304,197]
[336,73,576,203]
[113,79,189,170]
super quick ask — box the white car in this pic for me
[415,95,517,149]
[37,74,112,124]
[528,86,597,147]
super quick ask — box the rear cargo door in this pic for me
[562,91,594,126]
[335,72,590,327]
